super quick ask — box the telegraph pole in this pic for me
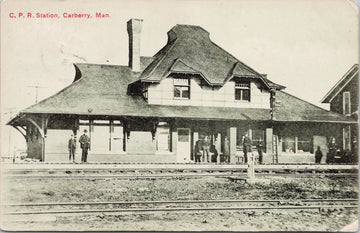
[27,84,47,103]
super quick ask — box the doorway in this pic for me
[177,128,191,162]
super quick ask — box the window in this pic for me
[235,81,250,101]
[343,91,351,115]
[178,129,190,142]
[297,135,311,153]
[174,78,190,99]
[252,129,265,146]
[236,127,249,148]
[142,83,148,100]
[281,137,295,153]
[281,136,312,153]
[79,119,90,125]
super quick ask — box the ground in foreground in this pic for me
[1,173,358,231]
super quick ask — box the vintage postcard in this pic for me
[1,0,359,231]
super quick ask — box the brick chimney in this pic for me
[127,19,143,72]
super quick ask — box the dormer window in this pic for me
[174,78,190,99]
[235,81,250,101]
[142,83,148,100]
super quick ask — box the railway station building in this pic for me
[8,19,357,163]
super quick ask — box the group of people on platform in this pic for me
[68,130,357,164]
[194,133,264,164]
[67,129,90,163]
[318,136,358,164]
[195,134,358,164]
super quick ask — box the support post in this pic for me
[123,130,127,152]
[122,121,128,152]
[215,133,221,164]
[228,127,237,164]
[193,132,199,154]
[73,118,79,135]
[172,130,178,155]
[151,119,159,141]
[40,116,48,162]
[294,136,298,153]
[266,128,273,154]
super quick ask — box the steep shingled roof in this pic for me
[10,64,271,122]
[138,24,283,89]
[8,64,356,125]
[274,91,355,123]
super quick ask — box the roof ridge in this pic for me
[170,58,199,72]
[140,39,178,80]
[321,64,359,103]
[209,40,273,89]
[168,58,214,85]
[231,62,259,77]
[74,63,128,68]
[174,24,205,28]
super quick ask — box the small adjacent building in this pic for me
[8,19,357,163]
[321,64,359,151]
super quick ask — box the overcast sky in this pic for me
[1,0,359,153]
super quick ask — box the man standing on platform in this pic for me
[194,139,202,163]
[79,129,90,163]
[202,136,211,163]
[68,134,77,163]
[243,132,252,163]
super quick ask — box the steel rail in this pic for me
[3,199,282,207]
[4,198,358,207]
[3,205,358,215]
[3,164,358,172]
[3,173,357,180]
[2,173,232,179]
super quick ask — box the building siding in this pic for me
[147,75,271,108]
[329,77,359,115]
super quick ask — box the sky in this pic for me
[1,0,359,155]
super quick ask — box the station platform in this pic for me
[2,162,358,172]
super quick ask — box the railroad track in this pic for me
[2,163,358,180]
[2,172,358,180]
[2,199,358,216]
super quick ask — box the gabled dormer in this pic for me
[128,23,285,108]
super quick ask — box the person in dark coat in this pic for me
[202,136,211,163]
[210,144,218,163]
[79,129,90,163]
[256,138,264,164]
[315,146,322,164]
[194,140,202,163]
[243,133,252,163]
[68,134,76,163]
